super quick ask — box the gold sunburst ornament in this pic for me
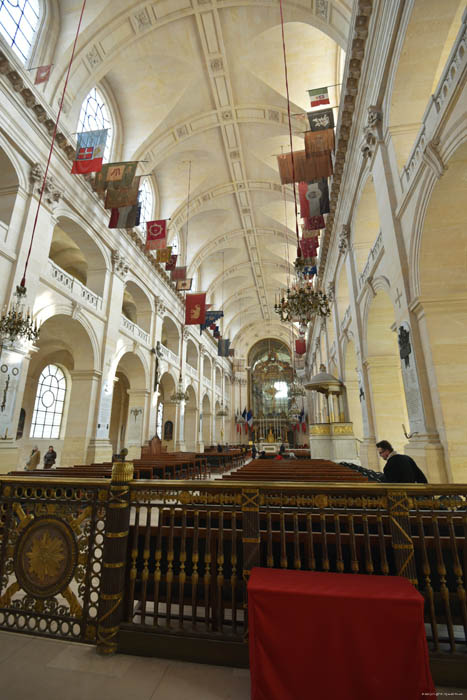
[26,532,65,584]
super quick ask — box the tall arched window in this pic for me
[30,364,67,439]
[139,177,154,225]
[0,0,40,63]
[77,87,113,162]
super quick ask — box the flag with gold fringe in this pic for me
[176,279,193,291]
[145,220,167,250]
[156,247,172,263]
[93,161,138,192]
[104,177,140,209]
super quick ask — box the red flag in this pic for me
[171,267,187,281]
[165,254,178,271]
[35,64,52,85]
[302,421,307,433]
[146,220,167,250]
[185,293,206,325]
[295,339,306,355]
[300,238,318,258]
[244,423,248,434]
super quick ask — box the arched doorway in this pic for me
[161,316,180,355]
[418,141,467,481]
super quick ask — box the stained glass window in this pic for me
[0,0,40,63]
[77,87,113,162]
[139,178,154,225]
[30,364,67,439]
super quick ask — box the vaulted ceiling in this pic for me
[48,0,351,357]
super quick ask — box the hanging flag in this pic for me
[218,339,231,357]
[156,247,172,263]
[303,265,317,277]
[200,310,224,333]
[146,220,168,250]
[93,161,138,192]
[304,129,335,158]
[108,204,141,229]
[104,177,140,209]
[213,326,221,339]
[303,215,325,231]
[35,64,52,85]
[295,339,306,355]
[247,409,253,428]
[308,87,330,108]
[185,293,206,325]
[171,266,187,281]
[71,129,108,175]
[301,411,307,433]
[278,150,332,184]
[165,254,178,271]
[300,237,318,258]
[307,108,335,132]
[242,408,247,422]
[299,179,329,219]
[176,278,193,291]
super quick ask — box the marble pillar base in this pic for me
[404,434,448,483]
[0,440,20,472]
[86,439,113,465]
[175,440,186,451]
[359,438,380,471]
[309,424,360,463]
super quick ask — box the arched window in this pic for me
[0,0,40,63]
[156,402,163,438]
[30,364,67,439]
[139,177,154,225]
[77,87,113,162]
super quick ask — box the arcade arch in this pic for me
[108,351,148,458]
[161,316,180,355]
[122,280,152,333]
[158,371,176,451]
[418,140,467,481]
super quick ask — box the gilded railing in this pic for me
[1,475,466,660]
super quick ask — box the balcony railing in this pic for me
[121,315,150,345]
[159,342,179,365]
[47,259,103,311]
[358,231,383,292]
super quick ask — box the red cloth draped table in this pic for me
[248,568,435,700]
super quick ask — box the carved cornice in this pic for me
[30,162,62,207]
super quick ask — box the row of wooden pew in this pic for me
[223,457,369,482]
[9,449,246,480]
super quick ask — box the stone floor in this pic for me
[0,630,465,699]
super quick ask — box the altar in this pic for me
[258,442,286,454]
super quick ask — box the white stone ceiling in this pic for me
[49,0,351,356]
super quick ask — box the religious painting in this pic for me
[163,420,173,441]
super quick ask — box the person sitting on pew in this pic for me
[376,440,428,483]
[258,451,267,459]
[217,443,223,453]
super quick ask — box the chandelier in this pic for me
[217,404,228,417]
[289,378,305,398]
[274,282,330,324]
[287,397,301,424]
[171,374,189,404]
[0,285,40,345]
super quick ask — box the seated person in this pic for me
[217,444,223,453]
[258,451,268,459]
[286,451,297,459]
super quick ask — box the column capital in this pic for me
[338,224,351,255]
[111,250,130,281]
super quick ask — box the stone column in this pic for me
[125,389,150,460]
[61,369,101,467]
[0,341,33,472]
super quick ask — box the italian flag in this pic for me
[308,87,330,108]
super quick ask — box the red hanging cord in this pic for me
[278,0,301,256]
[20,0,87,288]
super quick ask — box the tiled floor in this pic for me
[0,630,466,699]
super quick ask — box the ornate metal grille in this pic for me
[0,479,108,643]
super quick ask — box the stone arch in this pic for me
[49,215,109,296]
[19,314,96,467]
[122,279,153,332]
[417,139,467,481]
[202,393,211,445]
[0,144,23,233]
[184,384,197,451]
[186,339,198,370]
[365,289,409,453]
[109,350,149,457]
[387,0,465,170]
[351,175,380,274]
[161,315,180,355]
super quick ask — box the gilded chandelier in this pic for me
[274,284,330,324]
[0,286,40,345]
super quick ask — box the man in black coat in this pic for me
[376,440,428,483]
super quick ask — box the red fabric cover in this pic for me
[248,568,435,700]
[295,339,306,355]
[185,293,206,325]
